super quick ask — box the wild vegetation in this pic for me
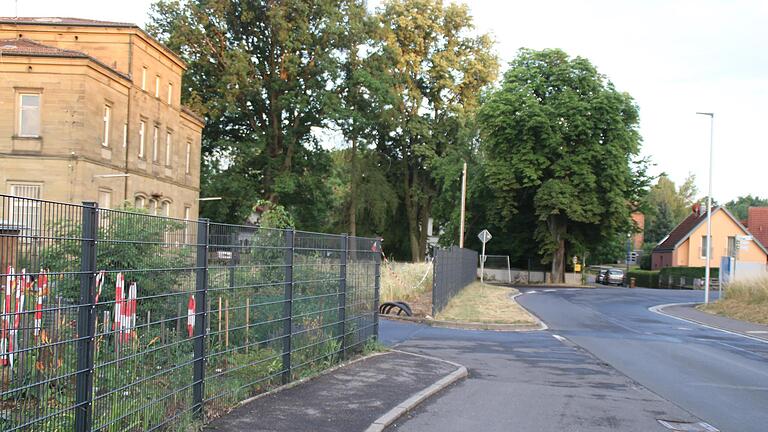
[700,277,768,325]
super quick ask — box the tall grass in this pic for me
[380,261,432,303]
[701,277,768,325]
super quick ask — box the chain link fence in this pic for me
[431,246,478,316]
[0,194,380,431]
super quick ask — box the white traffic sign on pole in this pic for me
[478,229,492,283]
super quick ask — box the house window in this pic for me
[9,182,42,237]
[98,189,112,210]
[141,67,148,90]
[148,198,158,216]
[162,200,171,217]
[167,82,173,105]
[165,131,173,166]
[152,126,159,162]
[185,140,192,174]
[182,205,191,242]
[102,105,111,147]
[18,93,41,137]
[727,236,737,257]
[138,121,146,158]
[701,236,712,259]
[123,123,128,148]
[155,76,160,98]
[134,195,146,209]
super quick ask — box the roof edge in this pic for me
[0,17,187,70]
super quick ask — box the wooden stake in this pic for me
[218,296,222,348]
[245,298,250,354]
[225,299,229,348]
[176,302,182,335]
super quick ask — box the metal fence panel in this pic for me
[0,194,379,431]
[432,246,478,316]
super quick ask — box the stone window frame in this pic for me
[15,88,43,138]
[165,128,174,167]
[101,102,112,148]
[138,118,148,159]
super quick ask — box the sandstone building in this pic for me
[0,17,203,221]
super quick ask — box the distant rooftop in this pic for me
[0,17,136,28]
[0,38,131,81]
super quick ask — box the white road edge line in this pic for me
[552,334,567,342]
[511,292,549,330]
[649,302,768,345]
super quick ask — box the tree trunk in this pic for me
[403,163,422,262]
[548,215,566,283]
[349,138,357,238]
[417,199,431,259]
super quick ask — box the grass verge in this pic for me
[698,277,768,325]
[436,282,537,325]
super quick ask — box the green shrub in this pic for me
[627,270,659,288]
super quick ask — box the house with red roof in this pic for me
[651,204,768,270]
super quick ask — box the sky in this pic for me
[2,0,766,203]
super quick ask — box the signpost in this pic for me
[478,229,492,283]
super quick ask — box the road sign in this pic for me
[478,229,492,283]
[572,256,578,264]
[478,229,492,244]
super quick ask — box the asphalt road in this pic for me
[516,287,768,432]
[379,318,700,432]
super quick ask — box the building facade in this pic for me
[651,206,768,270]
[0,17,203,221]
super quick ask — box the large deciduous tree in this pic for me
[374,0,498,261]
[148,0,367,228]
[644,173,698,244]
[479,48,646,282]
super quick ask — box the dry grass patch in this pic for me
[699,277,768,325]
[436,282,537,325]
[380,261,433,317]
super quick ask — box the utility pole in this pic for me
[696,112,714,304]
[459,162,467,248]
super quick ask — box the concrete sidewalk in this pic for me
[659,303,768,342]
[205,351,462,432]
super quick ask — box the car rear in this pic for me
[606,269,624,285]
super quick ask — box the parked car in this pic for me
[605,268,625,285]
[596,269,609,284]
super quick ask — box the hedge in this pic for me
[627,270,659,288]
[659,266,719,283]
[627,267,720,289]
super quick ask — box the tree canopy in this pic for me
[478,48,648,281]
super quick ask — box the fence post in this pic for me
[75,202,98,432]
[337,234,348,357]
[373,238,381,341]
[281,229,294,385]
[431,248,439,317]
[192,219,209,418]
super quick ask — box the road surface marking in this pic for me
[649,303,768,345]
[544,289,556,292]
[747,330,768,334]
[677,327,692,331]
[552,334,567,342]
[527,290,538,294]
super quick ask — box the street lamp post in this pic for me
[696,112,714,304]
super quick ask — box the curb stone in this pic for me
[364,350,468,432]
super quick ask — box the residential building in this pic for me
[651,205,768,270]
[745,207,768,252]
[0,17,203,221]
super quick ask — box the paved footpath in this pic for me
[660,302,768,342]
[205,350,459,432]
